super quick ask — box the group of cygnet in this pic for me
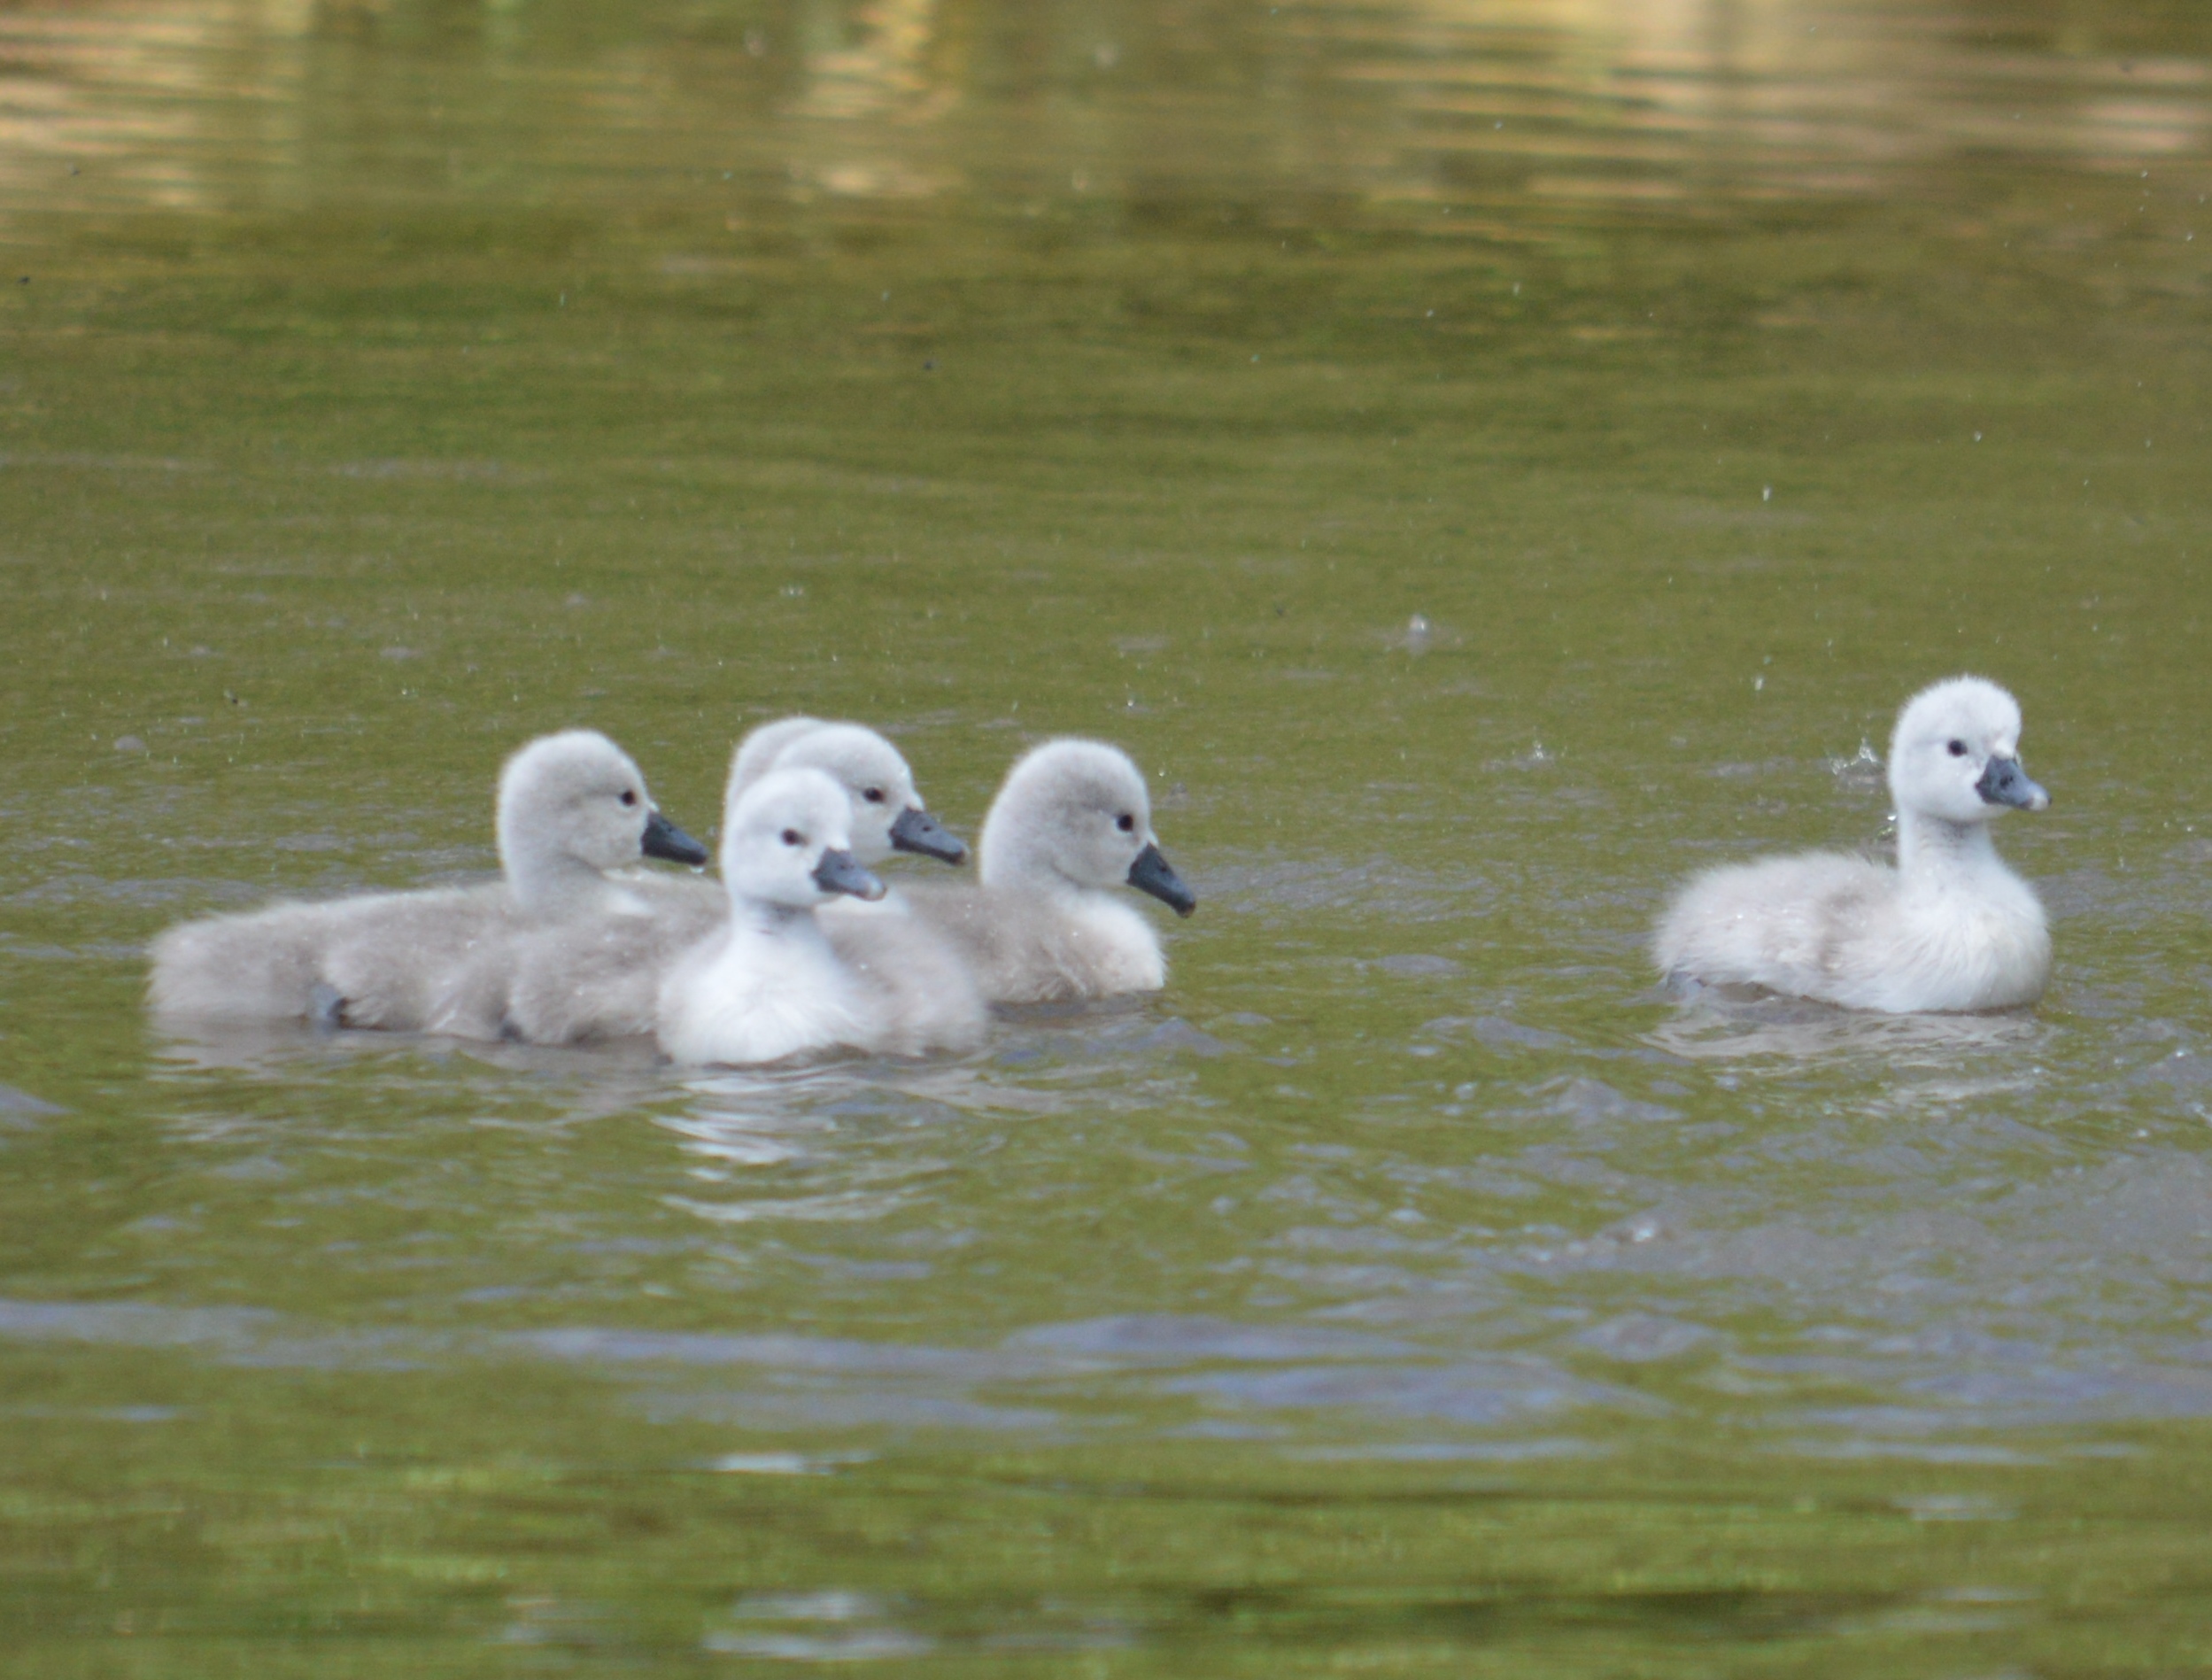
[150,673,2058,1052]
[148,721,1198,1065]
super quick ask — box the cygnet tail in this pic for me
[147,906,336,1022]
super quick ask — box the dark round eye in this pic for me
[1946,739,1968,757]
[619,789,638,807]
[1116,814,1135,833]
[862,786,886,804]
[781,828,802,846]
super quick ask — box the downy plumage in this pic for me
[1653,676,2053,1013]
[654,767,985,1064]
[503,717,968,1044]
[145,731,707,1034]
[857,738,1196,1005]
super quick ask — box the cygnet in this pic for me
[731,716,968,865]
[145,731,708,1034]
[1653,676,2053,1013]
[868,738,1197,1005]
[505,717,968,1043]
[655,767,986,1065]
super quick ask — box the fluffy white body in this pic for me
[503,718,969,1045]
[654,767,985,1065]
[1654,676,2053,1013]
[145,731,705,1035]
[855,738,1197,1006]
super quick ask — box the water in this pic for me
[4,0,2212,1668]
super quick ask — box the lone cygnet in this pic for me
[145,731,708,1034]
[656,767,985,1065]
[1653,676,2053,1013]
[504,717,969,1044]
[864,738,1197,1005]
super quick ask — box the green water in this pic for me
[4,0,2212,1669]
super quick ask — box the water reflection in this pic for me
[793,0,948,124]
[91,971,2212,1457]
[2,0,2206,228]
[1644,987,2050,1064]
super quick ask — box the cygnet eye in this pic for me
[1116,814,1135,833]
[1946,739,1968,758]
[862,786,886,804]
[781,828,803,847]
[619,789,639,807]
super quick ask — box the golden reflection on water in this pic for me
[0,0,2205,227]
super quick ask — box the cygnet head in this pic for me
[1887,676,2050,825]
[723,766,887,912]
[729,716,826,795]
[728,717,967,867]
[979,739,1197,917]
[496,730,708,912]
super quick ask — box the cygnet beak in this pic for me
[1126,842,1197,917]
[888,805,969,864]
[1976,755,2049,811]
[641,809,712,866]
[811,848,886,901]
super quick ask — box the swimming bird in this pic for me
[654,767,985,1064]
[859,738,1196,1005]
[731,716,967,865]
[145,731,708,1034]
[503,718,968,1044]
[1653,676,2052,1013]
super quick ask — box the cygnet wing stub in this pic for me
[1127,843,1196,917]
[888,805,969,864]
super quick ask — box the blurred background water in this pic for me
[3,0,2211,1670]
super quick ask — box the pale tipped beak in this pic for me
[811,848,886,901]
[1976,755,2049,811]
[888,805,968,864]
[641,809,711,866]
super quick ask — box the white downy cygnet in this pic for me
[655,767,985,1065]
[504,717,971,1044]
[863,738,1197,1005]
[1653,676,2053,1013]
[145,730,708,1034]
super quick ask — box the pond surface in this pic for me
[4,0,2212,1670]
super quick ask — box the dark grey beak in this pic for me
[641,809,711,867]
[1976,755,2049,812]
[1126,842,1197,917]
[888,805,969,865]
[811,848,886,901]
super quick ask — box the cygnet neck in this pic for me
[719,858,836,943]
[978,826,1084,898]
[731,895,827,937]
[1896,808,2001,883]
[502,834,630,920]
